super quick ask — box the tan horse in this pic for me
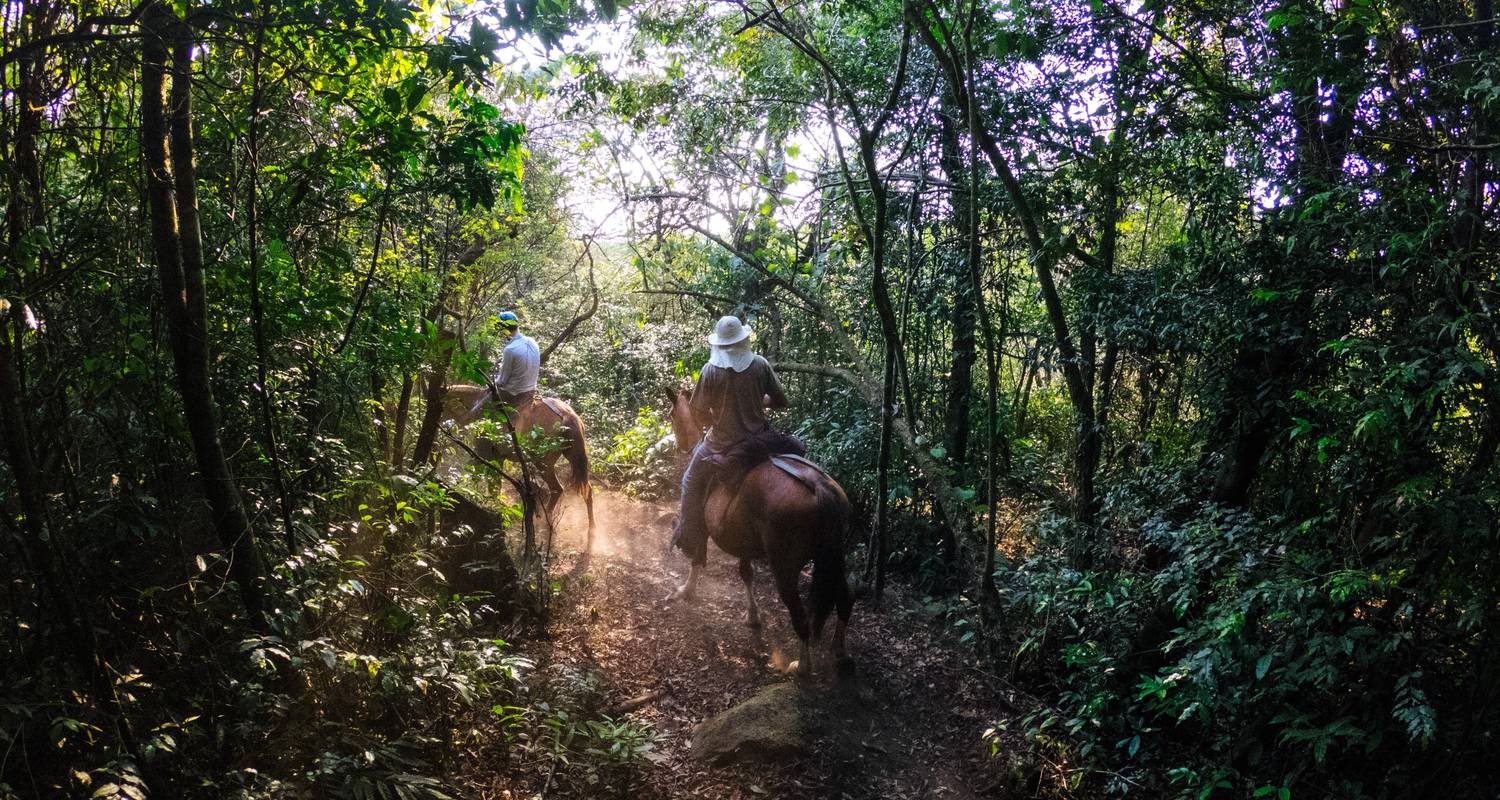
[445,384,595,549]
[667,387,854,673]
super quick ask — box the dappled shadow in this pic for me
[513,487,1017,800]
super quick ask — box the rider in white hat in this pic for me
[673,315,788,569]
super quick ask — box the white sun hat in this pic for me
[706,315,752,347]
[706,316,756,372]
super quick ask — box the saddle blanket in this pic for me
[702,428,806,476]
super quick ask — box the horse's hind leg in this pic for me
[669,562,702,602]
[738,559,761,628]
[583,481,595,553]
[541,455,565,521]
[773,567,812,675]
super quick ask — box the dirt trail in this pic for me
[507,489,1015,799]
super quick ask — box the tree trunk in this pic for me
[371,359,390,461]
[0,314,81,637]
[335,192,391,356]
[141,3,264,619]
[871,344,895,608]
[407,329,457,467]
[939,105,977,480]
[810,27,919,602]
[0,0,99,663]
[392,373,413,465]
[244,25,296,551]
[962,55,1001,604]
[1013,340,1040,437]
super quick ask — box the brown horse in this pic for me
[445,384,595,548]
[666,387,854,673]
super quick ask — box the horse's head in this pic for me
[665,386,702,454]
[444,383,490,426]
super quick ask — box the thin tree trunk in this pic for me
[244,23,296,551]
[871,343,895,608]
[939,110,978,482]
[0,315,81,639]
[141,3,264,618]
[371,358,390,461]
[335,191,392,357]
[896,170,954,566]
[1211,15,1363,506]
[1014,342,1040,437]
[964,33,1001,605]
[1135,360,1161,446]
[803,23,916,606]
[392,373,413,465]
[407,329,456,468]
[1096,341,1120,465]
[0,0,107,664]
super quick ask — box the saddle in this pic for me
[504,393,568,426]
[535,396,568,422]
[476,395,571,460]
[681,430,817,553]
[700,429,815,516]
[767,453,828,493]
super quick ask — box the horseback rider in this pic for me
[672,315,789,594]
[473,310,540,416]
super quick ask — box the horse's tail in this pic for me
[809,477,852,639]
[567,413,596,549]
[570,442,591,499]
[567,417,591,498]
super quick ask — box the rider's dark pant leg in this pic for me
[497,389,536,410]
[674,441,718,566]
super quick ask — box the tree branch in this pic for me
[0,0,151,68]
[540,243,600,365]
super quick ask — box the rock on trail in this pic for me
[691,682,810,764]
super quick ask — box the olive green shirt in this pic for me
[689,355,789,452]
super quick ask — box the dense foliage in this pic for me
[555,0,1500,795]
[0,0,651,796]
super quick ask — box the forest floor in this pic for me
[462,489,1022,799]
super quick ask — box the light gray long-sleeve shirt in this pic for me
[493,332,540,395]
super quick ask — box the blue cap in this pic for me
[495,311,520,329]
